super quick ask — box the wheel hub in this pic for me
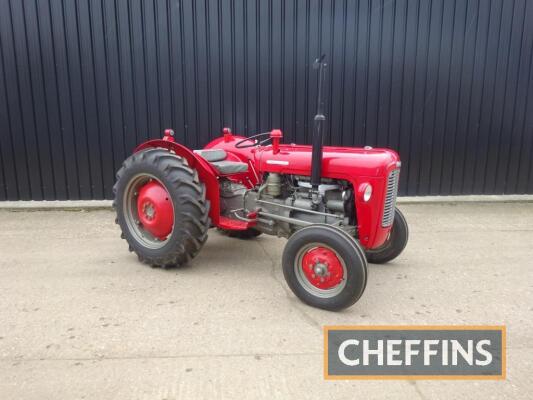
[142,202,156,220]
[136,180,174,240]
[313,263,327,276]
[301,247,344,289]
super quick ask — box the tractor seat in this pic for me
[194,149,248,174]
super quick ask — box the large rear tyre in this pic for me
[113,149,210,268]
[282,225,368,311]
[365,207,408,264]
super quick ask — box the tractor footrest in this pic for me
[218,216,255,231]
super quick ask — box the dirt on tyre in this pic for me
[365,207,408,264]
[113,148,210,268]
[282,224,368,311]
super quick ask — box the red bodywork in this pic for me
[137,180,174,240]
[135,129,400,250]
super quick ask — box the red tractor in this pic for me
[114,57,408,310]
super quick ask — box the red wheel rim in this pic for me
[300,246,344,289]
[136,180,174,240]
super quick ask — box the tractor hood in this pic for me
[254,144,400,179]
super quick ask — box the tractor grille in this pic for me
[382,169,400,227]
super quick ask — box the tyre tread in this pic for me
[114,149,210,268]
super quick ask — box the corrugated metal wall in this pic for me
[1,0,533,200]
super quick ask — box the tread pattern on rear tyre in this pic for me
[113,149,210,268]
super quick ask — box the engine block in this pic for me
[218,174,356,238]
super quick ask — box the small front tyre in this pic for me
[282,225,368,311]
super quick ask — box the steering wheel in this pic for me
[235,132,272,149]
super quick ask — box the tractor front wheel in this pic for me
[113,149,210,268]
[282,225,368,311]
[365,207,408,264]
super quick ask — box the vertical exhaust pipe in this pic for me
[311,55,328,200]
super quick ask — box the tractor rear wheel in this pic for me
[113,149,210,268]
[282,225,368,311]
[365,207,408,264]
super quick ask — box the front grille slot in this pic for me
[382,169,400,227]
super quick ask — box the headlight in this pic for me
[358,183,372,202]
[363,184,372,202]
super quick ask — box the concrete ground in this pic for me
[0,203,531,399]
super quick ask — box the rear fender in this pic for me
[134,140,221,224]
